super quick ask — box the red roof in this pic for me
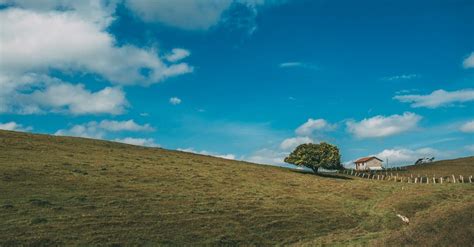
[355,156,382,163]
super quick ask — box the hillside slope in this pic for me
[401,156,474,177]
[0,130,473,246]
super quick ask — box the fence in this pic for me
[337,169,473,184]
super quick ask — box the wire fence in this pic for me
[338,169,473,184]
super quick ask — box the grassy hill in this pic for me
[0,130,473,246]
[400,156,474,177]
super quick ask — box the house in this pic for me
[354,156,383,171]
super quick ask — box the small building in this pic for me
[354,156,383,171]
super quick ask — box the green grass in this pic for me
[0,130,473,246]
[400,156,474,177]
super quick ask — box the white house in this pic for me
[354,156,383,171]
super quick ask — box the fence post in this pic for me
[440,177,443,184]
[460,175,464,183]
[452,175,456,183]
[433,177,436,184]
[382,175,385,180]
[469,176,472,183]
[414,177,417,183]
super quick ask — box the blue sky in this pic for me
[0,0,473,167]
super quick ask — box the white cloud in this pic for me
[30,83,127,115]
[55,122,105,139]
[126,0,233,30]
[114,137,159,147]
[99,119,154,132]
[178,148,236,160]
[165,48,191,62]
[279,62,318,70]
[0,75,128,115]
[393,89,474,108]
[0,0,118,27]
[169,97,182,105]
[244,148,287,165]
[0,3,193,115]
[0,121,32,132]
[346,112,421,138]
[381,74,419,81]
[465,145,474,153]
[373,147,440,167]
[463,52,474,69]
[460,120,474,133]
[125,0,285,34]
[0,7,193,86]
[295,118,335,136]
[279,62,302,67]
[280,136,314,150]
[55,119,154,139]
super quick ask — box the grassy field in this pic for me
[0,130,473,246]
[400,157,474,177]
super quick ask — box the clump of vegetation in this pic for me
[1,204,14,209]
[284,142,342,173]
[72,169,88,175]
[30,217,48,225]
[29,199,52,207]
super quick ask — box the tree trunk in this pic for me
[311,167,319,174]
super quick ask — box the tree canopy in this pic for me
[284,142,342,173]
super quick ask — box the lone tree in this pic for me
[284,142,342,173]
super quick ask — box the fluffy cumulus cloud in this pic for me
[0,5,192,85]
[0,74,128,115]
[98,120,154,132]
[0,121,32,132]
[280,136,314,150]
[251,118,333,165]
[28,82,127,115]
[169,97,182,105]
[126,0,285,34]
[178,148,236,160]
[114,137,159,147]
[126,0,233,30]
[373,147,440,166]
[460,120,474,133]
[244,148,287,165]
[463,52,474,68]
[55,122,105,139]
[0,1,193,115]
[393,89,474,108]
[346,112,421,138]
[295,118,335,136]
[55,119,154,139]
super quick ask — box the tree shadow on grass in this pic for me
[289,169,353,180]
